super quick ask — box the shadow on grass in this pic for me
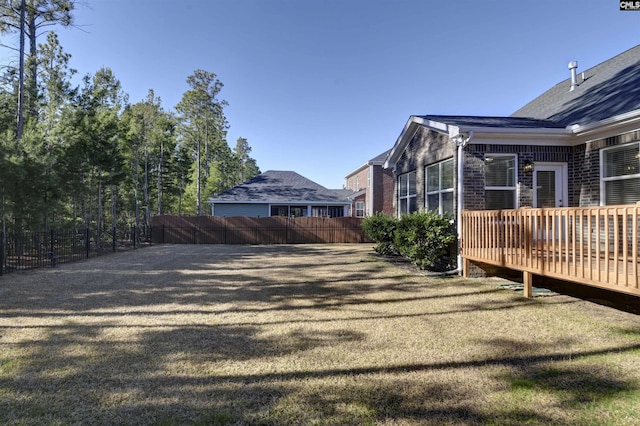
[2,245,639,425]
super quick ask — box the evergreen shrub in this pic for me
[394,211,457,271]
[361,212,399,256]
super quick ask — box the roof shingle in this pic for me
[210,170,352,203]
[512,45,640,126]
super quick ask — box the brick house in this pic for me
[384,45,640,268]
[344,150,394,217]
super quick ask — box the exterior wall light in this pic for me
[523,160,534,174]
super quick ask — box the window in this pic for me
[485,154,516,209]
[270,205,308,217]
[425,159,454,215]
[602,143,640,205]
[355,201,365,217]
[398,171,417,215]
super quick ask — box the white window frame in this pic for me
[601,142,640,205]
[425,158,454,215]
[484,154,518,210]
[355,201,365,217]
[398,171,417,216]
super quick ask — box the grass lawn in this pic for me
[1,244,639,425]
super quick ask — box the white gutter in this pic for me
[455,130,473,274]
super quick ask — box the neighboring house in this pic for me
[344,149,394,217]
[384,44,640,270]
[207,170,352,217]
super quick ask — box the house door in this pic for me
[533,163,568,208]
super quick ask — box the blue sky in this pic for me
[24,1,640,188]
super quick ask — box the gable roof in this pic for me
[208,170,352,204]
[386,46,640,169]
[512,45,640,126]
[346,149,392,178]
[384,114,568,167]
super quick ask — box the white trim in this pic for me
[600,142,640,205]
[485,153,518,209]
[571,108,640,137]
[425,158,455,215]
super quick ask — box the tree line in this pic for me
[0,0,260,235]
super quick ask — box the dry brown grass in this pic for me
[1,244,639,425]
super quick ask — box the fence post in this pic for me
[50,229,56,267]
[86,228,90,259]
[0,231,3,276]
[112,226,116,252]
[162,224,165,244]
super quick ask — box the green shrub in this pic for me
[361,212,399,255]
[394,211,457,271]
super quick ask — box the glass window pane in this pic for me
[271,205,288,216]
[605,178,640,205]
[442,159,454,189]
[605,144,640,178]
[486,156,516,187]
[486,190,515,210]
[400,199,408,215]
[427,194,439,212]
[408,171,416,195]
[536,170,556,208]
[409,197,417,213]
[442,192,454,215]
[399,175,407,196]
[426,164,439,192]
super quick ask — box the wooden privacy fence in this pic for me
[461,206,640,298]
[151,215,370,244]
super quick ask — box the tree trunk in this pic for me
[97,179,102,248]
[197,137,201,215]
[16,0,26,139]
[143,148,150,227]
[27,8,37,119]
[157,140,163,215]
[134,155,140,229]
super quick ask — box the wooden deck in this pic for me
[461,206,640,298]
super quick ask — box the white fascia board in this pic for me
[464,127,573,146]
[384,116,451,168]
[207,199,267,204]
[570,109,640,141]
[345,163,369,179]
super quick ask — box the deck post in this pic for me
[463,258,470,278]
[523,271,533,298]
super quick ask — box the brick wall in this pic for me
[576,129,640,206]
[465,144,573,209]
[394,127,454,212]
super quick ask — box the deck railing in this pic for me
[461,205,640,298]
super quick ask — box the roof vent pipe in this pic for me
[568,61,578,91]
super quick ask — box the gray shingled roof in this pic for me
[418,115,566,129]
[512,45,640,126]
[369,149,392,163]
[210,170,352,203]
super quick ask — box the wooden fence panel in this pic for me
[151,215,370,245]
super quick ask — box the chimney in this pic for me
[568,61,578,91]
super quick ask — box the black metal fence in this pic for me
[0,226,151,276]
